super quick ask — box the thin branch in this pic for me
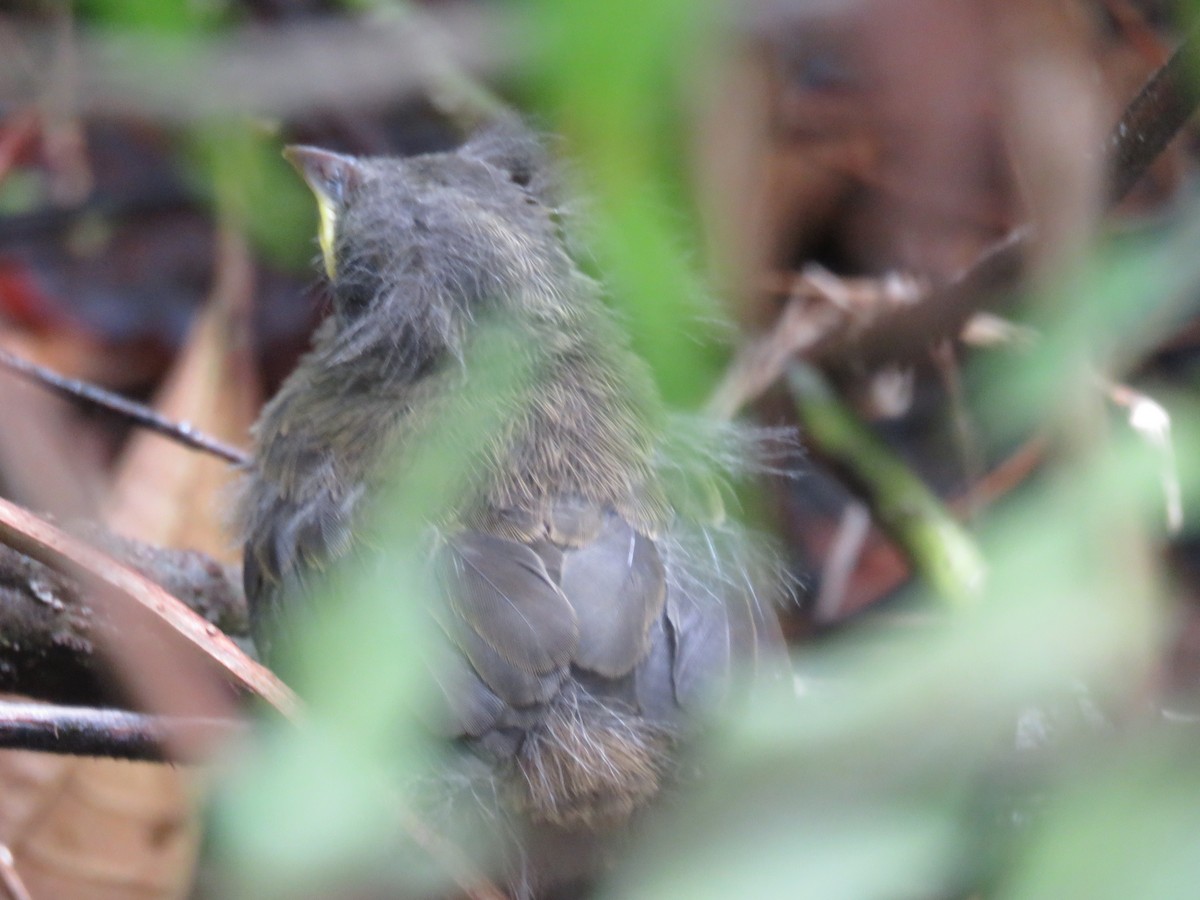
[0,523,506,900]
[932,340,986,521]
[0,11,513,124]
[707,267,928,419]
[1106,380,1183,534]
[806,226,1030,370]
[814,501,872,622]
[954,435,1048,514]
[0,528,246,707]
[0,348,250,466]
[1106,24,1200,205]
[396,808,510,900]
[0,844,31,900]
[0,700,243,762]
[715,22,1200,604]
[782,25,1200,373]
[0,497,299,719]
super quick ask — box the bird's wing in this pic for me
[242,478,360,662]
[434,502,783,744]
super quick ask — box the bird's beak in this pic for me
[283,145,362,281]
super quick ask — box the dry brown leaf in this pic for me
[1,758,196,900]
[0,224,261,899]
[0,332,110,518]
[103,226,258,561]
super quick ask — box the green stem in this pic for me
[787,363,985,610]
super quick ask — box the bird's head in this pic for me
[283,127,577,363]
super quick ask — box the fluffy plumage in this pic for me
[239,121,787,895]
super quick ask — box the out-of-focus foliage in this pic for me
[77,0,230,34]
[525,0,728,410]
[211,324,536,897]
[202,0,1200,896]
[183,122,317,272]
[7,0,1200,897]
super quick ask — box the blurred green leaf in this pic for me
[212,721,398,899]
[526,0,727,409]
[210,322,535,893]
[77,0,230,33]
[1000,737,1200,900]
[198,4,1200,898]
[181,121,317,272]
[788,361,986,610]
[979,209,1200,445]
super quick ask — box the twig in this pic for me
[707,268,927,419]
[806,226,1030,369]
[814,501,872,622]
[0,524,505,900]
[0,497,299,719]
[0,347,250,466]
[40,1,92,204]
[715,22,1200,609]
[808,436,1049,616]
[1106,25,1200,205]
[0,528,246,707]
[1106,380,1183,534]
[954,435,1048,514]
[765,25,1200,375]
[0,12,514,124]
[932,340,986,521]
[0,699,243,762]
[387,4,510,130]
[0,844,31,900]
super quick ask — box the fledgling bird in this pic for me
[239,122,787,896]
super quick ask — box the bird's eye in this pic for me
[507,164,533,188]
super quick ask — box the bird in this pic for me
[238,120,788,897]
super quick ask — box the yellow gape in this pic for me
[283,144,345,281]
[314,190,339,281]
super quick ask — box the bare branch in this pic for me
[732,27,1200,381]
[1106,25,1200,205]
[0,11,513,126]
[0,699,243,762]
[0,498,299,719]
[0,348,250,466]
[0,526,245,707]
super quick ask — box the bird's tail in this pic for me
[515,683,672,829]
